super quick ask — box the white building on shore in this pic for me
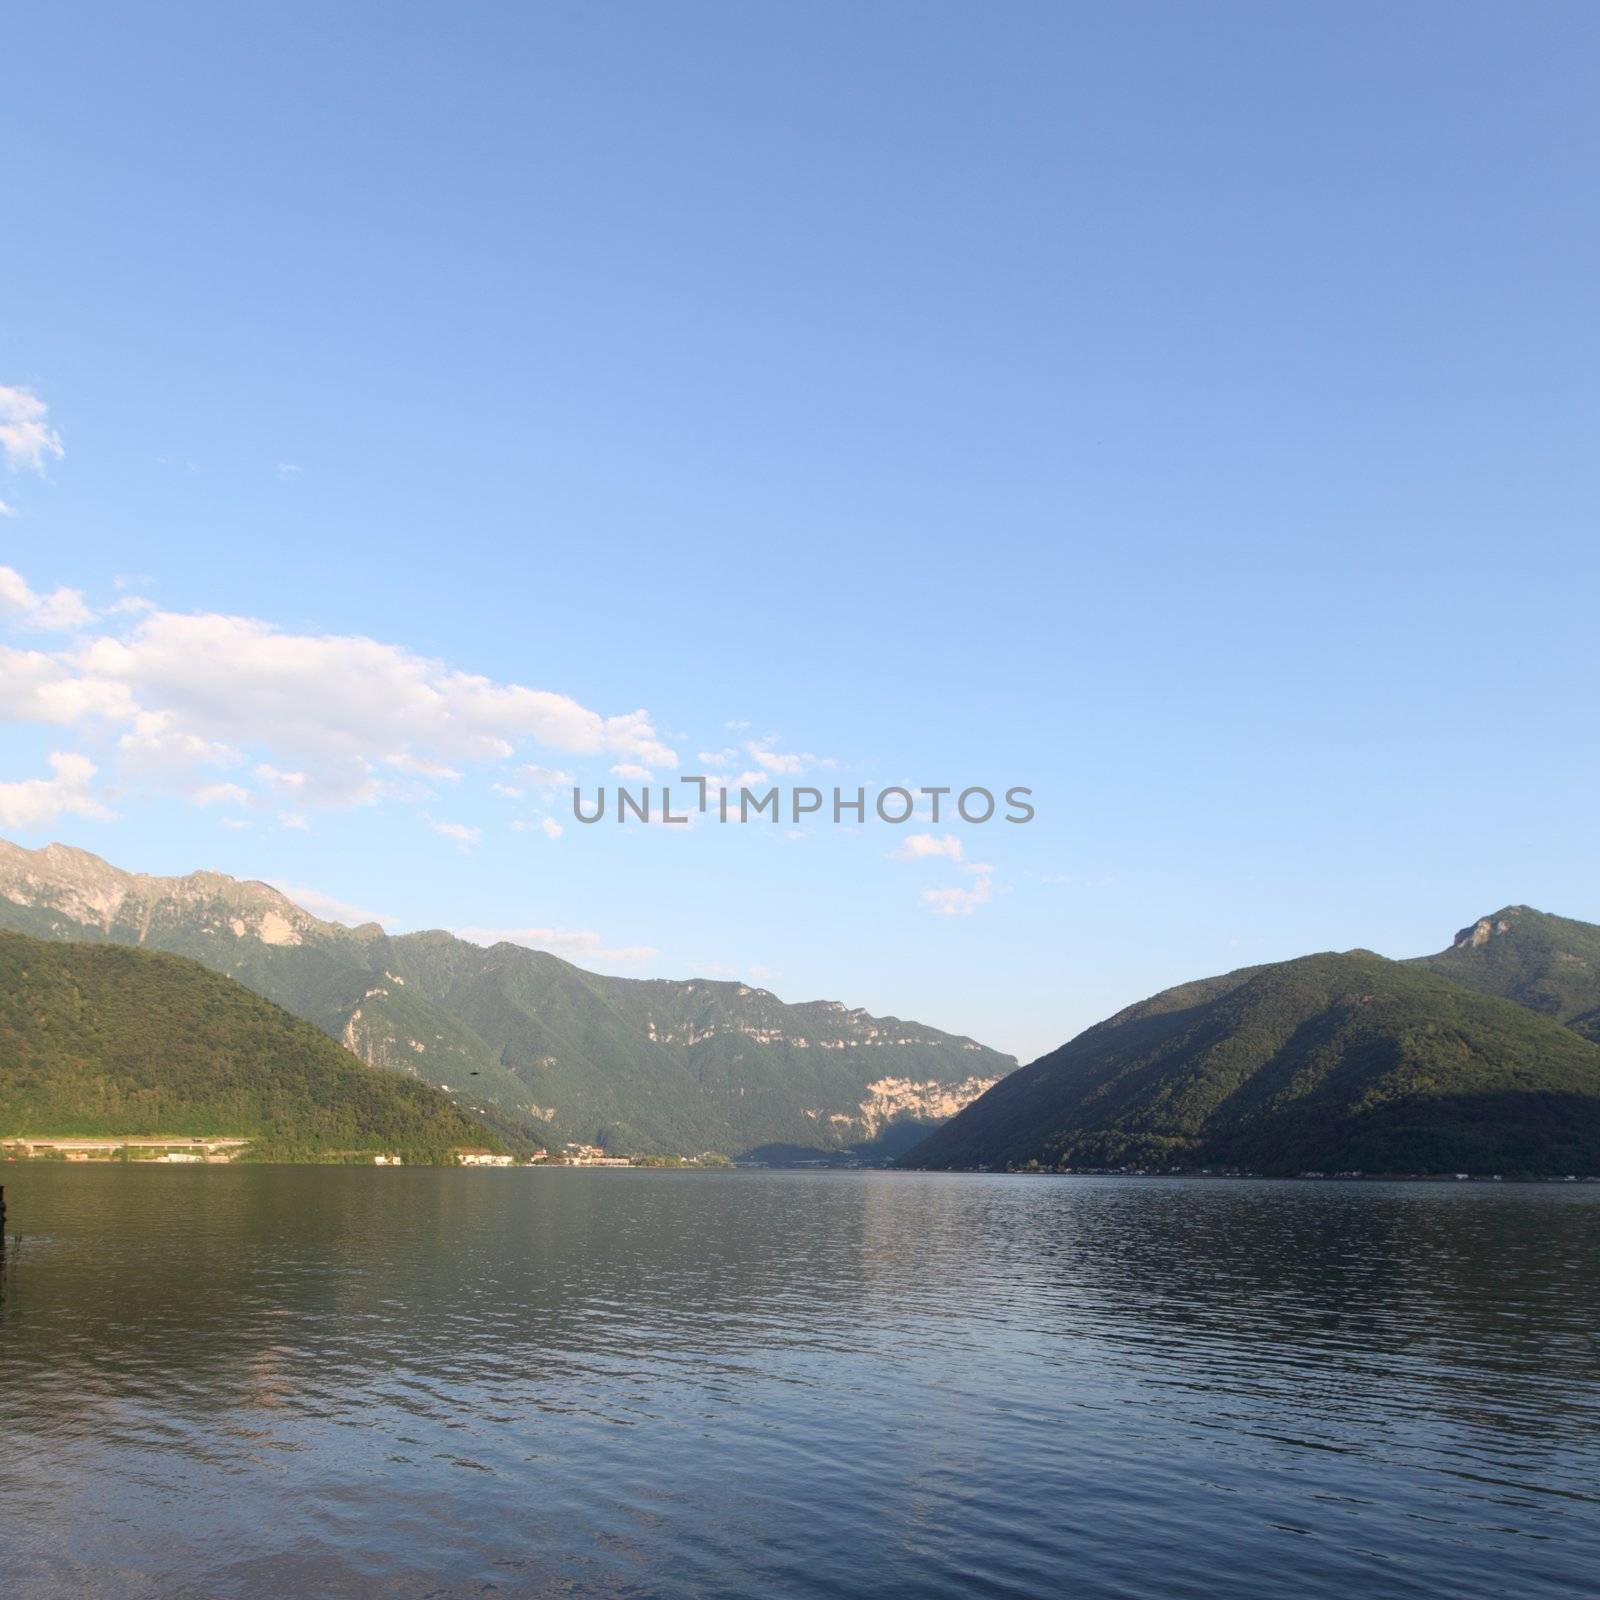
[456,1148,515,1167]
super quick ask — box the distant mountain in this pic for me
[0,931,493,1162]
[906,946,1600,1176]
[1412,906,1600,1043]
[0,839,1009,1156]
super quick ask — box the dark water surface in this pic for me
[1,1168,1596,1599]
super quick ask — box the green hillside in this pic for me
[381,934,1003,1155]
[0,931,497,1163]
[906,950,1600,1176]
[1413,906,1600,1042]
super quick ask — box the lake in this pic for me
[1,1167,1596,1599]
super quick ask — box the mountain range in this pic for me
[908,907,1600,1176]
[0,838,1010,1157]
[9,833,1596,1177]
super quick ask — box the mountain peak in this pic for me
[1453,911,1521,950]
[0,836,340,945]
[1449,905,1572,949]
[1419,905,1600,1043]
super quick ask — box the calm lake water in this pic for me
[1,1168,1596,1599]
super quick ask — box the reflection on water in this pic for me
[1,1168,1597,1598]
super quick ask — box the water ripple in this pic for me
[1,1169,1597,1598]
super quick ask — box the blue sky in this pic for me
[2,3,1596,1063]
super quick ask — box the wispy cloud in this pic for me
[0,386,64,475]
[386,753,461,781]
[744,740,834,776]
[267,881,393,928]
[895,832,965,862]
[921,867,995,917]
[518,764,574,792]
[428,818,482,849]
[897,830,998,916]
[511,815,565,839]
[191,782,250,807]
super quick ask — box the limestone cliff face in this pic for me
[853,1075,1000,1137]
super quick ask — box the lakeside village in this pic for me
[0,1136,729,1169]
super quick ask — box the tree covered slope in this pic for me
[906,949,1600,1176]
[0,931,495,1162]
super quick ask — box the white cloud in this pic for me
[267,881,393,929]
[518,764,574,792]
[511,815,565,839]
[0,752,111,830]
[490,782,524,799]
[1031,871,1118,890]
[747,742,805,775]
[896,832,965,862]
[386,753,461,781]
[0,566,93,631]
[0,386,64,475]
[256,764,308,794]
[455,925,658,965]
[922,868,994,917]
[429,818,481,848]
[191,782,249,807]
[0,647,136,723]
[895,832,999,912]
[0,499,14,517]
[118,710,239,786]
[0,578,686,814]
[610,762,653,781]
[279,812,310,831]
[88,613,642,784]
